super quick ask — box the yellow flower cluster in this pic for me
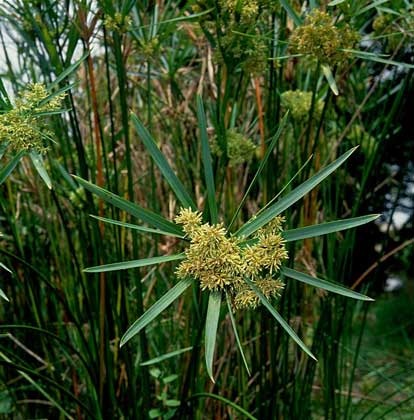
[211,129,257,167]
[290,10,359,65]
[281,90,324,121]
[175,208,288,310]
[104,12,132,33]
[195,0,270,73]
[0,83,65,152]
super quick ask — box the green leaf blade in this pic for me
[0,151,25,185]
[244,278,316,360]
[0,288,9,302]
[280,0,302,26]
[197,95,217,224]
[120,278,192,347]
[30,152,52,189]
[90,215,185,239]
[226,293,250,376]
[140,346,193,366]
[282,214,380,242]
[84,253,185,273]
[130,113,196,210]
[322,64,339,96]
[73,175,182,235]
[236,147,358,238]
[281,267,374,301]
[229,112,289,230]
[205,291,222,383]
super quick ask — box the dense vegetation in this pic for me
[0,1,413,418]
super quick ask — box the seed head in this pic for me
[0,83,65,153]
[290,10,359,65]
[175,208,288,309]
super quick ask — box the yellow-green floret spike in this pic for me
[175,208,288,310]
[0,83,65,153]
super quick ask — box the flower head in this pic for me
[175,208,288,309]
[289,10,359,65]
[281,90,324,121]
[0,83,65,153]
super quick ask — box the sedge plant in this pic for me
[77,97,377,388]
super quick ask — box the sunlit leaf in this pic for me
[205,291,221,383]
[282,214,380,242]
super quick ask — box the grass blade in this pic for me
[280,0,302,26]
[140,346,193,366]
[49,51,89,88]
[0,352,74,419]
[84,253,185,273]
[197,95,217,223]
[189,393,258,420]
[344,49,414,69]
[30,151,52,189]
[228,112,289,230]
[205,291,222,383]
[0,262,11,273]
[130,112,196,210]
[0,288,9,301]
[281,267,374,301]
[282,214,380,242]
[244,277,316,360]
[355,0,390,16]
[120,277,193,346]
[236,147,358,238]
[90,215,185,239]
[73,175,182,235]
[0,151,25,185]
[226,293,250,376]
[322,64,339,96]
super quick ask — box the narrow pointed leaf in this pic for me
[90,215,185,239]
[244,277,316,360]
[322,64,339,96]
[73,175,182,235]
[226,293,250,376]
[0,262,12,274]
[355,0,390,16]
[254,154,313,219]
[344,49,414,69]
[0,78,11,108]
[0,288,9,302]
[197,95,217,223]
[229,112,289,230]
[140,346,193,366]
[131,112,196,210]
[30,152,52,189]
[282,214,380,242]
[205,291,221,383]
[0,151,25,185]
[84,253,185,273]
[0,352,75,419]
[37,83,77,109]
[328,0,346,6]
[120,278,192,346]
[236,147,358,238]
[281,267,374,301]
[49,51,89,88]
[190,393,258,420]
[280,0,302,26]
